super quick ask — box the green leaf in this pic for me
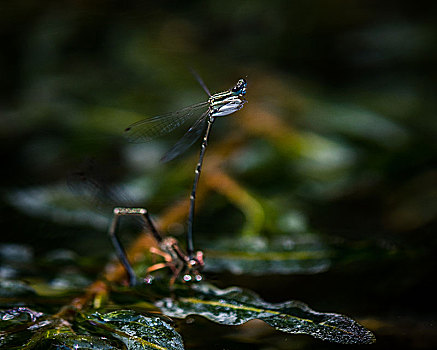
[156,283,375,345]
[0,308,121,349]
[79,310,185,350]
[25,329,120,350]
[0,307,44,331]
[0,280,36,298]
[201,235,330,275]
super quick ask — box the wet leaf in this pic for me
[0,308,53,349]
[24,329,120,350]
[78,309,185,350]
[0,307,44,331]
[0,308,120,349]
[156,283,375,345]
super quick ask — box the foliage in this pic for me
[0,275,374,349]
[1,1,436,349]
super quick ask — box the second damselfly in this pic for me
[125,76,247,259]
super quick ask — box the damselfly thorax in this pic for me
[208,79,247,119]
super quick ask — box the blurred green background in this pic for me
[1,1,436,349]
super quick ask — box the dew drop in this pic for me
[183,274,192,282]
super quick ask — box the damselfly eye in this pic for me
[232,78,247,95]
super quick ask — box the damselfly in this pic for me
[69,168,204,287]
[125,76,247,259]
[109,207,204,286]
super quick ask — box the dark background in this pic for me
[1,1,436,349]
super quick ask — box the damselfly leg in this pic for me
[109,207,204,287]
[108,207,158,286]
[125,76,247,259]
[70,168,204,287]
[147,237,204,286]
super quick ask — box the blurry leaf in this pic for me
[305,102,409,149]
[0,280,36,298]
[200,235,330,275]
[43,249,79,264]
[6,181,153,231]
[0,244,34,264]
[294,132,357,174]
[48,271,92,291]
[78,310,185,350]
[156,283,375,344]
[6,184,109,230]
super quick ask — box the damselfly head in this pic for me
[231,78,247,96]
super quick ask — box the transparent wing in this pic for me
[124,101,209,143]
[161,109,210,162]
[67,163,147,229]
[68,165,128,209]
